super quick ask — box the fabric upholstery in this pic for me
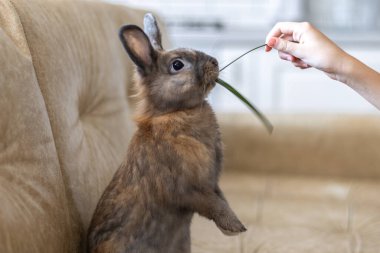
[0,1,75,252]
[1,0,380,252]
[220,114,380,178]
[11,0,131,234]
[0,0,150,251]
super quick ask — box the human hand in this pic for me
[265,22,351,81]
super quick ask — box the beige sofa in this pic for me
[1,0,380,252]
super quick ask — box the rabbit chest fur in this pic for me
[88,103,223,253]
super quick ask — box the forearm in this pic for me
[266,22,380,110]
[341,55,380,110]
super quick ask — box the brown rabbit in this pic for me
[87,13,246,253]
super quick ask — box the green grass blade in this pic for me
[216,78,273,134]
[219,44,266,72]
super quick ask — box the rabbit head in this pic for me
[119,13,219,116]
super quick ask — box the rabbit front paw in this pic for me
[214,214,247,236]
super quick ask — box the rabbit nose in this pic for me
[210,57,218,67]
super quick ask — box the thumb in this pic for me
[267,37,301,58]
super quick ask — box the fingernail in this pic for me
[267,37,277,48]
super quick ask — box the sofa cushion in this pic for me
[0,1,76,252]
[9,0,152,232]
[0,0,165,251]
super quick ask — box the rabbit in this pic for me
[87,13,246,253]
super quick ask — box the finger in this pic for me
[278,51,295,61]
[281,34,294,42]
[266,31,295,52]
[266,33,298,52]
[292,60,310,69]
[278,52,310,69]
[291,57,310,66]
[267,37,301,58]
[296,65,310,69]
[265,22,305,44]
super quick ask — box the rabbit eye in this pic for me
[172,60,184,71]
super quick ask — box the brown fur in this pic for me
[87,14,246,253]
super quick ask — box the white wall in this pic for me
[106,0,380,114]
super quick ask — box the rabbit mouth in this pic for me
[201,82,215,98]
[206,69,219,85]
[202,57,219,93]
[205,80,216,90]
[203,70,218,94]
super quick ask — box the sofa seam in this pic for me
[7,0,78,250]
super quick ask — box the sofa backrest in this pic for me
[219,113,380,179]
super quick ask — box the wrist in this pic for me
[337,54,380,110]
[338,54,380,93]
[333,53,358,85]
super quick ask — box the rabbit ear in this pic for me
[119,25,156,74]
[143,13,163,51]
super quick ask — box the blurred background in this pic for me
[106,0,380,114]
